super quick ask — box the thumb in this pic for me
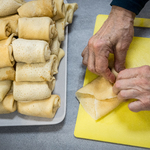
[114,45,127,73]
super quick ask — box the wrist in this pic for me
[110,6,136,21]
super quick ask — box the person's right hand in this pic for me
[81,6,135,83]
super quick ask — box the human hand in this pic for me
[82,6,135,83]
[113,66,150,112]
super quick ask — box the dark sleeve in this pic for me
[110,0,149,15]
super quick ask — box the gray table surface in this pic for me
[1,0,150,150]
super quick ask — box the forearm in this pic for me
[110,0,149,15]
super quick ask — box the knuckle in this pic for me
[116,43,128,52]
[88,65,95,73]
[115,81,121,89]
[88,38,94,47]
[82,60,87,66]
[95,66,103,74]
[119,90,126,99]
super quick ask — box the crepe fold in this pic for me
[0,15,20,36]
[0,0,24,17]
[56,19,66,42]
[51,36,60,55]
[0,80,12,102]
[17,95,60,118]
[0,67,15,81]
[0,20,11,40]
[18,17,57,42]
[16,55,57,82]
[48,77,56,92]
[17,0,56,18]
[0,93,17,114]
[12,39,50,63]
[13,81,52,102]
[65,3,78,25]
[76,77,122,120]
[52,0,65,21]
[0,35,15,68]
[53,48,65,74]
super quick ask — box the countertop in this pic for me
[1,0,150,150]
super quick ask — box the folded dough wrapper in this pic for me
[0,67,15,81]
[0,34,14,46]
[56,19,66,42]
[0,20,12,40]
[0,93,17,114]
[53,48,65,75]
[48,77,56,92]
[17,0,56,18]
[0,15,20,36]
[76,77,122,120]
[17,95,60,118]
[0,0,25,17]
[0,80,12,102]
[65,3,78,25]
[12,39,50,63]
[16,55,57,82]
[52,0,65,21]
[13,81,52,102]
[18,17,57,41]
[0,45,14,68]
[50,36,60,55]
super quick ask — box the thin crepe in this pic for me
[0,0,24,17]
[17,0,56,18]
[13,81,52,102]
[51,36,60,55]
[76,76,122,120]
[18,17,57,41]
[0,35,15,68]
[52,0,65,21]
[0,80,12,102]
[0,20,11,40]
[17,95,60,118]
[12,39,50,63]
[0,15,20,35]
[0,67,15,81]
[16,55,57,82]
[0,93,17,114]
[53,48,65,74]
[65,3,78,25]
[56,18,66,42]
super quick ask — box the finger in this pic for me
[129,100,150,112]
[128,101,143,112]
[102,68,116,83]
[87,48,96,74]
[117,89,140,100]
[113,78,137,94]
[95,54,115,83]
[117,68,140,80]
[81,46,88,57]
[82,47,89,66]
[114,43,127,72]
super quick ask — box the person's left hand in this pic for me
[113,65,150,112]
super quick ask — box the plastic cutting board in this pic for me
[74,15,150,148]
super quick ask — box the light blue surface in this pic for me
[0,0,150,149]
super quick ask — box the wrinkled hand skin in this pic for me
[81,6,135,83]
[113,66,150,112]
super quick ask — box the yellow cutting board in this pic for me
[74,15,150,148]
